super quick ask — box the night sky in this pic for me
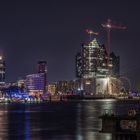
[0,0,140,90]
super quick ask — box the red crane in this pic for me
[85,29,98,41]
[101,19,126,59]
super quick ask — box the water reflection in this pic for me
[25,111,30,140]
[0,100,139,140]
[76,100,113,140]
[0,105,8,140]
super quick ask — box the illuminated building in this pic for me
[75,38,120,96]
[82,78,96,95]
[26,73,46,96]
[38,61,47,73]
[76,52,83,78]
[0,56,5,84]
[110,52,120,77]
[17,79,26,87]
[55,80,82,94]
[56,80,70,94]
[97,44,109,77]
[82,38,106,78]
[79,40,119,79]
[76,39,111,79]
[17,79,27,93]
[77,39,108,95]
[38,61,48,92]
[48,84,56,95]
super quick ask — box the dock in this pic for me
[99,108,140,140]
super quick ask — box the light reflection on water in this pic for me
[0,100,139,140]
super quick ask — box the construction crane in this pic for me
[102,19,126,95]
[85,29,98,41]
[101,19,126,59]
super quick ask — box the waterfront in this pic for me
[0,100,139,140]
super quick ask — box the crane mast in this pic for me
[101,19,126,70]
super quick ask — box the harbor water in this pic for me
[0,99,139,140]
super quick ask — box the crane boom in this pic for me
[101,18,126,67]
[85,29,98,41]
[101,18,126,79]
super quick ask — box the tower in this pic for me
[38,61,47,73]
[37,61,47,94]
[81,38,104,95]
[76,52,83,78]
[0,55,5,84]
[82,38,104,78]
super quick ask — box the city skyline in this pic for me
[0,1,139,90]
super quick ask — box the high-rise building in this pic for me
[76,52,83,78]
[76,39,120,78]
[26,61,48,96]
[110,52,120,77]
[75,38,120,95]
[38,61,47,73]
[82,38,106,78]
[0,56,5,84]
[76,39,109,79]
[97,44,109,77]
[37,61,47,92]
[26,73,46,96]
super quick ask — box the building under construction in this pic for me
[75,38,120,96]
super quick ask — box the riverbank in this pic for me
[0,95,139,104]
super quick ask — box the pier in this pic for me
[99,108,140,140]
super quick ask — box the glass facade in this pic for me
[26,73,46,95]
[75,38,120,95]
[82,38,106,78]
[76,53,83,78]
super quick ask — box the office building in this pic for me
[48,84,56,95]
[55,79,82,94]
[26,73,46,96]
[38,61,47,73]
[37,61,48,92]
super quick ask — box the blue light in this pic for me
[130,92,138,96]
